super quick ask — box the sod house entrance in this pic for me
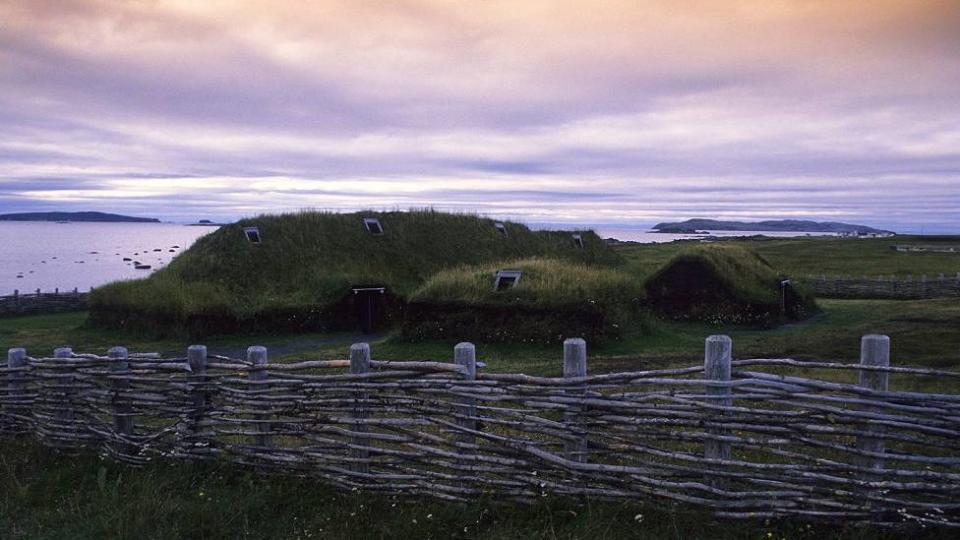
[352,286,387,334]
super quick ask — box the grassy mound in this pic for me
[89,210,621,337]
[644,245,818,325]
[401,258,646,344]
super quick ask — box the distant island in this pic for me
[0,211,160,223]
[652,219,893,235]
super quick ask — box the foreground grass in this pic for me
[2,299,959,538]
[0,439,942,540]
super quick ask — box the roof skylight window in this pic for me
[243,227,262,244]
[363,218,384,235]
[493,269,522,291]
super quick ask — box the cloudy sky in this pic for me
[1,0,958,231]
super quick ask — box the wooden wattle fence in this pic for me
[803,273,960,299]
[2,336,960,527]
[0,289,89,318]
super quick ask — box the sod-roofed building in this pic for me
[644,245,818,325]
[89,210,621,337]
[402,258,646,345]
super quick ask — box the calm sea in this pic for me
[0,222,829,294]
[0,222,218,294]
[594,228,836,243]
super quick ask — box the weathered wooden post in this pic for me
[856,335,889,473]
[350,342,370,475]
[109,346,135,456]
[5,348,28,432]
[54,347,75,446]
[563,338,588,463]
[454,342,477,451]
[704,335,733,470]
[186,345,208,452]
[246,346,272,448]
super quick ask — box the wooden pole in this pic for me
[5,348,28,432]
[53,347,75,445]
[454,342,477,452]
[350,342,370,475]
[704,335,732,465]
[246,346,272,448]
[108,346,135,456]
[563,338,588,463]
[857,335,889,473]
[186,345,208,451]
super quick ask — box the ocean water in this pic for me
[0,222,218,294]
[0,222,831,294]
[594,228,836,243]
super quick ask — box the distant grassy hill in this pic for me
[89,210,620,336]
[0,211,160,223]
[652,218,892,234]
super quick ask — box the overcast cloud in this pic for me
[1,0,958,231]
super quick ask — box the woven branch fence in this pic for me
[0,289,88,318]
[2,335,960,527]
[803,273,960,299]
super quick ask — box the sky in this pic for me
[1,0,958,232]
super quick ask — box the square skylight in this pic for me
[363,217,384,235]
[493,269,522,291]
[243,227,262,244]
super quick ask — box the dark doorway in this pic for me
[352,286,387,334]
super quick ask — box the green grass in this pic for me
[402,258,648,344]
[2,297,959,538]
[617,235,960,281]
[411,257,644,308]
[88,210,620,337]
[5,438,937,540]
[642,245,818,325]
[3,298,957,374]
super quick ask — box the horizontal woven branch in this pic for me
[2,338,959,528]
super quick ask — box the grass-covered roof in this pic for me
[644,245,818,325]
[410,257,643,310]
[403,257,646,344]
[89,210,622,336]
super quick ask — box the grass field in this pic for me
[617,235,960,281]
[3,297,959,539]
[3,234,960,539]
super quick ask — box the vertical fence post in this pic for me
[246,346,272,448]
[563,338,588,463]
[704,335,732,470]
[108,346,134,456]
[350,342,370,475]
[857,335,889,473]
[186,345,208,453]
[53,347,75,446]
[454,342,477,452]
[5,348,28,432]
